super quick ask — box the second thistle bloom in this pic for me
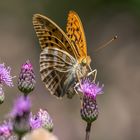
[11,96,31,137]
[0,63,13,87]
[78,78,104,123]
[30,109,53,132]
[0,120,13,138]
[18,60,36,95]
[11,96,31,117]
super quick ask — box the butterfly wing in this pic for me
[66,11,97,82]
[33,13,91,98]
[40,46,77,98]
[66,11,87,62]
[33,14,77,58]
[32,14,81,97]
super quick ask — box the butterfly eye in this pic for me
[81,58,87,66]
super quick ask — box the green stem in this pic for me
[18,135,22,140]
[85,122,92,140]
[18,133,25,140]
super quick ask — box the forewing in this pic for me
[66,11,87,62]
[40,47,76,97]
[33,14,76,58]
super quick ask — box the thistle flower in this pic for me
[0,63,13,87]
[0,87,5,104]
[29,113,42,129]
[78,78,104,123]
[37,109,53,132]
[30,109,53,132]
[11,96,31,138]
[0,120,13,138]
[11,96,31,117]
[18,60,36,95]
[78,78,104,140]
[78,78,103,99]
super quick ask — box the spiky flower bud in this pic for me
[78,78,104,123]
[81,95,98,123]
[30,109,53,132]
[18,60,36,95]
[38,109,53,132]
[0,87,4,104]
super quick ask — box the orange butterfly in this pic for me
[33,11,97,98]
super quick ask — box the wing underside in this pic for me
[40,47,76,97]
[33,14,76,58]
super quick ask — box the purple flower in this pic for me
[78,78,104,99]
[30,113,42,129]
[0,120,13,138]
[18,60,36,95]
[0,63,13,87]
[10,96,31,137]
[78,78,104,123]
[30,109,53,132]
[21,60,33,71]
[11,96,31,117]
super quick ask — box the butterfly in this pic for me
[33,11,97,98]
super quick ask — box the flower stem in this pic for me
[85,122,92,140]
[18,135,22,140]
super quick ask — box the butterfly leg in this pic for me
[74,83,79,95]
[75,70,81,84]
[74,71,84,100]
[74,82,83,100]
[87,66,97,82]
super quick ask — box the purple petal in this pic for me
[0,63,13,87]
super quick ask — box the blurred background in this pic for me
[0,0,140,140]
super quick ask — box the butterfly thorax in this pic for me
[73,59,90,80]
[77,56,91,78]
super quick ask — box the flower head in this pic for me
[0,63,13,87]
[78,78,104,99]
[11,96,31,117]
[18,60,36,95]
[78,78,104,123]
[21,61,33,71]
[0,120,13,138]
[30,109,53,132]
[30,113,42,129]
[10,96,31,137]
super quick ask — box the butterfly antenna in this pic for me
[94,35,118,52]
